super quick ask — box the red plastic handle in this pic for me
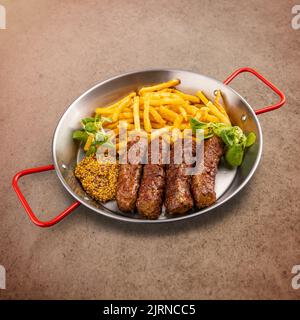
[223,67,286,115]
[12,165,81,227]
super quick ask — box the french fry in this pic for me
[214,90,231,124]
[119,112,133,120]
[149,106,166,124]
[147,92,175,99]
[84,135,93,151]
[182,102,198,115]
[139,113,158,123]
[179,106,188,121]
[103,122,118,130]
[127,123,135,130]
[195,104,206,109]
[214,100,228,116]
[179,123,190,130]
[167,105,180,113]
[95,92,136,114]
[197,91,231,124]
[148,98,185,107]
[196,91,210,106]
[170,89,200,104]
[95,108,115,115]
[173,114,183,129]
[143,95,152,133]
[133,96,141,131]
[140,97,185,107]
[104,119,134,130]
[151,122,165,129]
[125,118,134,124]
[194,111,201,121]
[112,96,133,122]
[149,91,187,101]
[139,79,180,95]
[195,107,209,122]
[199,108,208,122]
[198,106,210,112]
[206,114,219,123]
[168,105,188,122]
[158,106,178,122]
[101,108,133,121]
[207,102,231,124]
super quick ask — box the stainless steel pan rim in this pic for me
[52,68,263,223]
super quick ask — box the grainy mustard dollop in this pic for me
[75,156,119,202]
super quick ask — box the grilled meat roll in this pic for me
[164,141,194,214]
[136,139,166,219]
[116,137,146,212]
[191,135,224,208]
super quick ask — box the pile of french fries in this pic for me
[95,79,231,149]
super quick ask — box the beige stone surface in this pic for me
[0,0,299,299]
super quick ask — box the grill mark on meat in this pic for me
[191,135,224,208]
[164,141,194,215]
[116,137,147,212]
[136,139,166,219]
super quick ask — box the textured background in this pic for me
[0,0,299,299]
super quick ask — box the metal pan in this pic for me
[12,68,285,227]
